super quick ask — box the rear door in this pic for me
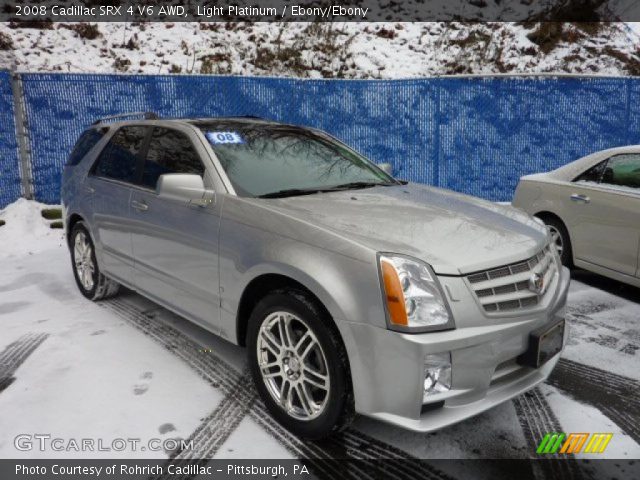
[87,125,149,287]
[569,154,640,276]
[129,126,222,331]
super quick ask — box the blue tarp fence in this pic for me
[2,73,640,206]
[0,71,21,208]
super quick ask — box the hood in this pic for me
[259,183,548,275]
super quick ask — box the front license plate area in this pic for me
[517,319,565,368]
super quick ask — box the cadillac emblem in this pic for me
[529,272,545,295]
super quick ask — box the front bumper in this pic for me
[337,265,570,432]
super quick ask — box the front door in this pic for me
[568,154,640,276]
[130,126,221,331]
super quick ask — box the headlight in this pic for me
[544,229,562,267]
[533,216,546,227]
[550,242,562,269]
[378,254,454,332]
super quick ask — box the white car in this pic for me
[513,146,640,288]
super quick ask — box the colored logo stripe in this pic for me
[537,433,613,454]
[537,433,566,454]
[584,433,613,454]
[560,433,589,454]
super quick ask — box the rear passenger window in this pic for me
[67,128,106,166]
[141,127,204,189]
[93,126,148,183]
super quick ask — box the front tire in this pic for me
[70,221,120,301]
[247,290,354,439]
[542,216,573,268]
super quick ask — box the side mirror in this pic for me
[156,174,214,207]
[377,163,393,176]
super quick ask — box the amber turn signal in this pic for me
[380,259,409,326]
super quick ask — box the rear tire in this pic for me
[541,216,573,268]
[247,289,354,439]
[70,221,120,301]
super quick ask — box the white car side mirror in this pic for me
[156,174,214,206]
[377,163,393,176]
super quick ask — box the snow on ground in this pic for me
[563,273,640,380]
[541,383,637,459]
[0,198,65,257]
[0,202,221,459]
[1,22,640,77]
[0,199,639,466]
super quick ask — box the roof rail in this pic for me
[91,112,159,125]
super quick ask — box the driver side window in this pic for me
[140,127,205,190]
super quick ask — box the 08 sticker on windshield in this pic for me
[206,131,245,145]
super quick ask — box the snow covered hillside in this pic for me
[1,22,639,77]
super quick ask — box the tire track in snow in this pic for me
[0,333,48,367]
[0,375,15,393]
[0,332,48,393]
[150,370,258,480]
[173,370,256,460]
[103,298,456,480]
[548,358,640,444]
[512,387,583,480]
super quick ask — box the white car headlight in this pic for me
[533,216,546,227]
[378,254,454,332]
[544,229,562,267]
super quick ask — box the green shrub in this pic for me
[41,208,62,220]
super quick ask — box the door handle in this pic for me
[570,194,590,204]
[84,186,95,194]
[131,200,148,212]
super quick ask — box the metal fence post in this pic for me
[11,72,34,200]
[433,81,441,188]
[625,78,632,146]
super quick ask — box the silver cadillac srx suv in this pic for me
[61,113,569,439]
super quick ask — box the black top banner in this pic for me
[2,0,639,22]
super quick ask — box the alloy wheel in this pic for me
[548,225,564,257]
[256,311,330,421]
[74,231,95,291]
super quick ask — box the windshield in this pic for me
[196,122,396,197]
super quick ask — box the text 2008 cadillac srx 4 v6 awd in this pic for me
[61,115,569,438]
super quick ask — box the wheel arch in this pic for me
[533,210,574,263]
[533,210,568,234]
[66,212,86,248]
[236,272,339,348]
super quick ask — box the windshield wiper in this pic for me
[325,181,398,191]
[258,181,399,199]
[258,188,326,199]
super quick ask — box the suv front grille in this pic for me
[466,245,557,313]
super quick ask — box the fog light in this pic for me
[423,353,451,400]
